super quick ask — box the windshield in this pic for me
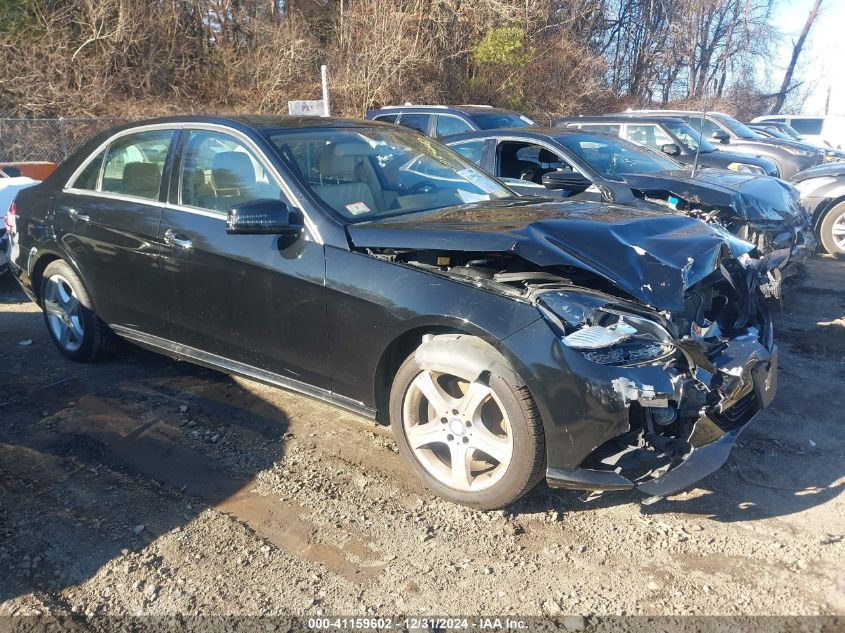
[470,112,535,130]
[714,114,761,140]
[265,126,513,222]
[779,124,804,140]
[759,126,791,140]
[554,133,681,180]
[662,120,716,153]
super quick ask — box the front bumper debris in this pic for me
[546,334,778,500]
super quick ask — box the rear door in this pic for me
[57,127,176,336]
[158,126,331,388]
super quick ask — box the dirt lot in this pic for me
[1,256,844,621]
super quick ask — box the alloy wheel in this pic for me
[833,211,845,252]
[43,273,85,353]
[402,370,513,492]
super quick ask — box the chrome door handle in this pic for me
[68,208,90,222]
[164,229,193,249]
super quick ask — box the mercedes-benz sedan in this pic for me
[6,116,777,509]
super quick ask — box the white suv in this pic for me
[752,115,845,150]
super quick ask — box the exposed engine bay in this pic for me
[366,246,777,498]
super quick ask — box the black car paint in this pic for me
[7,115,778,500]
[554,116,780,177]
[446,128,815,292]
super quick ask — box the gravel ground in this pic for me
[0,256,843,622]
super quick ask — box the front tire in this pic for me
[40,260,115,362]
[389,335,545,510]
[819,201,845,257]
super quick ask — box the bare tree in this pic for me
[770,0,822,114]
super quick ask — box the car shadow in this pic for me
[0,279,292,603]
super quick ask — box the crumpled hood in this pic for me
[347,200,752,311]
[620,168,803,222]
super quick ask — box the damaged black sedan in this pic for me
[7,116,777,509]
[447,128,816,297]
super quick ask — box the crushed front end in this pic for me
[524,256,777,500]
[639,178,816,298]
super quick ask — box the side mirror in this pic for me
[226,199,303,236]
[661,143,681,156]
[541,170,592,194]
[711,130,730,144]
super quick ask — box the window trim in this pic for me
[63,122,322,244]
[175,128,289,217]
[491,135,594,182]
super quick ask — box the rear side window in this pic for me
[790,119,823,135]
[435,115,474,138]
[448,140,484,165]
[373,114,399,124]
[101,130,174,200]
[71,149,105,191]
[179,129,286,214]
[397,113,431,135]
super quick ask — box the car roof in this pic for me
[557,115,686,125]
[101,114,394,134]
[370,105,519,115]
[444,127,595,142]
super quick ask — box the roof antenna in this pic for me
[692,78,717,179]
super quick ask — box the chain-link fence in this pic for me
[0,118,127,164]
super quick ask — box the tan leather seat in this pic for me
[122,162,161,199]
[313,143,383,215]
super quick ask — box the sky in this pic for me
[769,0,845,115]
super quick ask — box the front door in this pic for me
[56,128,175,336]
[158,127,331,389]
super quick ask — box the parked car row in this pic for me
[370,104,845,261]
[0,106,833,510]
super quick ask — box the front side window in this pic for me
[101,130,174,200]
[448,140,484,165]
[72,149,106,191]
[624,124,673,150]
[397,113,431,135]
[555,133,679,181]
[497,141,571,186]
[662,120,716,153]
[179,130,285,213]
[435,115,474,138]
[688,116,724,139]
[266,126,512,221]
[790,118,823,135]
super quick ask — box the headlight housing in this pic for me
[727,162,766,175]
[537,291,675,366]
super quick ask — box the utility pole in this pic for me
[825,86,831,115]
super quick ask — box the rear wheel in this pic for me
[819,201,845,257]
[40,260,115,362]
[389,335,545,510]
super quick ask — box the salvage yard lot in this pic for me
[1,257,844,617]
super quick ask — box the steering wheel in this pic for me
[407,181,439,195]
